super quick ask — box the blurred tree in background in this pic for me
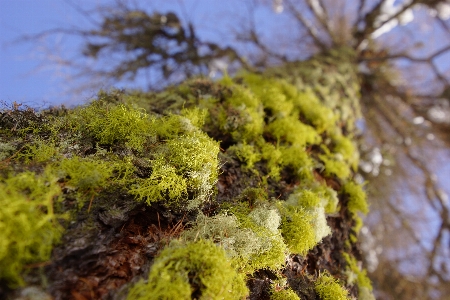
[32,0,450,299]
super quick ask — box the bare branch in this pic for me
[284,0,328,50]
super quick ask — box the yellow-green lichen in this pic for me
[126,239,248,300]
[182,208,286,274]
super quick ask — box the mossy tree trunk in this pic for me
[0,48,373,300]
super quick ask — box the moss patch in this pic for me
[126,239,248,300]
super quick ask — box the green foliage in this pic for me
[315,273,350,300]
[260,142,283,179]
[217,79,265,142]
[342,181,369,215]
[126,239,249,300]
[72,100,154,151]
[297,183,339,214]
[181,107,208,128]
[0,170,63,287]
[152,111,204,139]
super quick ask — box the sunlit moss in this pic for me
[228,142,261,170]
[71,100,154,151]
[342,181,369,215]
[277,202,317,255]
[279,145,314,179]
[343,253,373,296]
[292,90,337,133]
[330,133,359,171]
[270,288,300,300]
[284,190,331,245]
[0,170,64,287]
[260,142,283,180]
[266,116,320,147]
[182,208,287,274]
[58,156,115,193]
[18,139,59,163]
[126,239,249,300]
[319,149,351,180]
[130,132,219,210]
[315,272,350,300]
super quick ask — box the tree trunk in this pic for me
[0,47,373,300]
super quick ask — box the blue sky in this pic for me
[0,0,286,108]
[0,0,84,107]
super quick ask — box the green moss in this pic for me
[342,181,369,215]
[0,170,64,287]
[182,209,286,274]
[15,139,59,164]
[343,253,373,292]
[58,156,114,194]
[271,288,300,300]
[217,80,265,142]
[181,107,208,128]
[71,100,154,151]
[319,151,351,180]
[279,145,313,179]
[260,142,283,179]
[298,183,339,214]
[228,142,261,170]
[292,90,336,133]
[277,203,317,255]
[126,239,248,300]
[315,272,350,300]
[266,116,320,147]
[129,132,219,210]
[242,74,296,121]
[331,133,359,171]
[283,190,331,246]
[287,190,321,209]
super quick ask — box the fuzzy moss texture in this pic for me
[0,47,373,299]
